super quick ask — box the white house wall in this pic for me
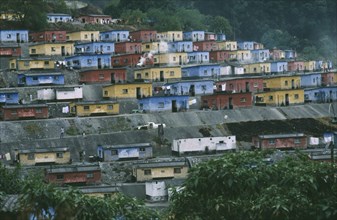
[56,87,83,100]
[37,88,55,100]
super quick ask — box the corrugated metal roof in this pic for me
[46,164,101,173]
[18,147,69,154]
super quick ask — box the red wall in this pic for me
[79,68,127,83]
[0,47,22,56]
[29,31,67,42]
[252,136,307,149]
[201,92,252,110]
[129,30,157,42]
[46,170,101,185]
[2,106,49,121]
[216,78,264,93]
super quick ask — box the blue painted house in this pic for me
[270,61,288,73]
[163,80,214,96]
[168,41,193,53]
[251,49,270,62]
[300,72,322,88]
[216,33,226,41]
[187,51,210,64]
[0,30,29,43]
[0,90,19,104]
[99,30,129,42]
[74,42,115,54]
[183,31,205,42]
[18,71,64,86]
[97,143,152,161]
[284,50,296,59]
[65,54,111,69]
[237,41,255,50]
[304,87,337,103]
[182,64,221,79]
[138,95,189,112]
[46,13,72,23]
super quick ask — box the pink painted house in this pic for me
[215,77,264,93]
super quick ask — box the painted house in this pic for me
[269,48,285,60]
[45,164,102,186]
[172,136,236,156]
[270,61,288,73]
[251,49,270,62]
[0,103,49,121]
[141,41,168,54]
[100,30,130,42]
[47,13,72,23]
[187,51,209,64]
[65,54,111,69]
[220,63,245,76]
[156,31,183,42]
[300,72,322,88]
[209,50,237,63]
[303,60,316,72]
[304,87,337,103]
[181,64,221,79]
[74,41,114,54]
[29,42,74,56]
[29,30,67,43]
[77,14,112,24]
[215,77,264,93]
[254,89,304,106]
[9,57,55,71]
[235,50,251,62]
[217,41,237,51]
[284,50,297,59]
[153,52,188,66]
[288,60,305,72]
[37,86,83,101]
[138,95,189,113]
[76,185,119,198]
[204,32,216,41]
[237,41,256,50]
[183,31,205,42]
[79,68,127,84]
[114,41,142,54]
[129,30,157,42]
[111,53,151,68]
[163,80,214,96]
[103,83,152,99]
[263,75,301,90]
[243,62,271,74]
[0,90,19,104]
[15,147,70,166]
[0,45,21,56]
[0,30,28,43]
[193,41,218,52]
[134,66,182,82]
[97,143,153,161]
[252,133,307,150]
[69,101,119,117]
[66,31,99,42]
[167,41,193,53]
[18,71,64,86]
[321,72,337,86]
[201,92,252,110]
[132,160,189,182]
[146,181,168,202]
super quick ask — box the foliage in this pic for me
[169,151,337,220]
[206,16,232,37]
[0,163,22,194]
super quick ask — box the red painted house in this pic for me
[111,53,153,67]
[193,41,218,52]
[29,30,67,43]
[77,14,112,24]
[209,50,233,63]
[204,32,216,41]
[114,41,142,54]
[287,60,305,72]
[129,30,157,42]
[215,77,264,93]
[0,45,21,56]
[79,68,127,84]
[201,92,252,110]
[0,104,49,121]
[321,72,337,86]
[252,133,307,150]
[45,164,102,186]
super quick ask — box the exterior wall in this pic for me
[19,74,64,86]
[0,92,19,104]
[134,67,182,82]
[29,43,74,56]
[204,32,216,41]
[66,54,111,69]
[103,83,152,99]
[181,64,221,79]
[300,74,322,88]
[164,80,214,96]
[130,30,157,42]
[209,50,232,63]
[0,47,21,56]
[78,15,112,24]
[215,78,264,93]
[134,166,189,182]
[156,31,183,42]
[100,30,130,42]
[172,136,236,155]
[98,145,153,161]
[321,72,337,86]
[193,41,218,51]
[69,102,119,116]
[252,135,307,149]
[251,49,270,62]
[75,42,115,54]
[217,41,237,51]
[46,170,101,185]
[1,105,49,120]
[111,54,144,67]
[18,151,71,166]
[79,68,127,84]
[56,87,83,100]
[153,53,188,66]
[47,14,72,23]
[264,76,301,90]
[145,181,168,202]
[168,41,193,53]
[0,30,29,43]
[243,63,271,74]
[254,89,304,106]
[237,41,254,50]
[66,31,100,42]
[235,50,251,62]
[288,61,305,72]
[37,88,55,100]
[10,59,55,70]
[303,61,315,72]
[29,31,67,43]
[138,96,189,112]
[187,52,209,64]
[201,92,253,110]
[269,49,285,60]
[304,87,337,103]
[270,62,288,73]
[114,42,142,54]
[183,31,205,42]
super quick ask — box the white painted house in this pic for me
[145,181,168,202]
[37,86,83,101]
[172,136,236,156]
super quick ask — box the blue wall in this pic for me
[300,73,322,88]
[0,30,29,43]
[182,64,220,79]
[0,91,19,104]
[100,30,129,42]
[18,74,64,86]
[65,54,111,69]
[164,80,214,96]
[138,95,189,112]
[304,87,337,103]
[75,42,115,54]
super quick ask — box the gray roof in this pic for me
[0,194,19,212]
[76,185,119,194]
[46,164,101,173]
[23,72,63,76]
[72,100,117,105]
[18,147,69,154]
[2,103,48,109]
[100,143,151,150]
[133,161,188,169]
[258,133,306,139]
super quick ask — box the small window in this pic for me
[107,105,113,110]
[32,76,38,81]
[24,61,30,66]
[99,74,104,80]
[84,34,88,39]
[44,61,49,65]
[36,108,42,113]
[111,150,117,155]
[144,169,151,175]
[31,49,36,54]
[51,47,56,52]
[294,138,301,144]
[254,82,258,88]
[140,147,145,152]
[56,174,64,180]
[87,59,92,64]
[269,139,275,145]
[240,98,246,102]
[83,106,90,111]
[122,89,128,94]
[56,152,63,158]
[7,34,11,38]
[11,110,17,115]
[174,168,181,173]
[158,102,164,108]
[294,94,299,99]
[87,173,94,179]
[269,96,273,101]
[28,153,35,160]
[104,91,108,95]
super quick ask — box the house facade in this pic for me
[97,143,153,161]
[187,51,209,64]
[254,89,304,106]
[65,54,111,69]
[321,72,337,86]
[111,53,147,67]
[183,31,205,42]
[55,86,83,100]
[304,87,337,103]
[29,42,74,56]
[263,75,301,90]
[288,60,305,72]
[74,42,115,54]
[300,72,322,88]
[217,41,237,51]
[0,90,19,104]
[100,30,130,42]
[0,104,49,120]
[18,72,64,86]
[138,95,189,112]
[77,14,112,24]
[167,41,193,53]
[270,61,288,73]
[243,62,271,74]
[303,60,316,72]
[79,68,127,84]
[47,13,72,23]
[114,41,142,54]
[156,31,183,42]
[201,92,253,110]
[0,30,29,43]
[235,50,251,62]
[29,30,67,43]
[192,41,218,51]
[103,83,152,99]
[209,50,236,63]
[215,77,264,93]
[66,31,99,42]
[9,57,55,71]
[129,30,157,42]
[15,147,70,166]
[69,101,119,116]
[134,66,182,82]
[269,49,285,60]
[0,45,21,57]
[181,64,221,79]
[172,136,236,156]
[251,49,270,62]
[153,52,188,66]
[252,133,307,150]
[163,80,214,96]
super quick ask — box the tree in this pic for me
[207,16,233,38]
[169,151,337,220]
[0,163,22,194]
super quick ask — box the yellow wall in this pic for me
[217,41,237,51]
[255,89,304,106]
[29,43,74,56]
[141,42,158,53]
[264,76,301,90]
[157,31,183,42]
[103,83,152,99]
[153,53,188,66]
[236,50,251,62]
[134,67,182,81]
[19,151,71,166]
[10,59,55,70]
[66,31,100,42]
[303,61,315,72]
[134,166,189,182]
[244,63,271,74]
[69,102,120,116]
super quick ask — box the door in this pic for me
[291,79,295,89]
[61,46,65,56]
[245,82,250,92]
[160,71,164,82]
[98,58,102,69]
[285,94,289,106]
[229,97,233,109]
[136,87,141,99]
[172,100,177,112]
[189,85,195,96]
[16,33,20,43]
[179,55,182,65]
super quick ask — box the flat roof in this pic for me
[99,143,151,149]
[134,161,188,169]
[258,133,306,139]
[2,103,48,109]
[46,165,101,173]
[18,147,69,154]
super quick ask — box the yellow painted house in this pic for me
[255,88,304,106]
[29,42,74,56]
[153,52,188,66]
[134,66,182,82]
[15,147,71,166]
[0,11,22,21]
[243,62,271,74]
[156,31,183,42]
[303,61,316,72]
[235,50,251,62]
[69,101,119,117]
[77,185,119,198]
[263,75,301,90]
[9,57,55,70]
[66,31,100,42]
[103,83,152,99]
[217,41,237,51]
[142,42,160,53]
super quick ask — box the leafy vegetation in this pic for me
[169,151,337,219]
